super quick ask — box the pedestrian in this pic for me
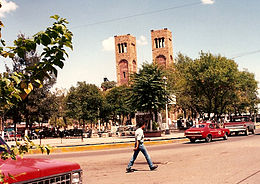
[126,121,158,172]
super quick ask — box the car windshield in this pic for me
[192,125,205,128]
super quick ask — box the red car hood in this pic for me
[0,157,80,183]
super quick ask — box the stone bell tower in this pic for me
[114,34,137,86]
[151,28,174,68]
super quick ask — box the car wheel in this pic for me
[223,133,228,140]
[189,138,196,143]
[205,134,212,143]
[244,128,249,136]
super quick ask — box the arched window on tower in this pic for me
[118,44,121,53]
[155,55,166,67]
[124,43,127,53]
[119,59,129,85]
[154,37,165,48]
[162,38,165,47]
[155,38,158,48]
[118,43,128,53]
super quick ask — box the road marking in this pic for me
[236,170,260,184]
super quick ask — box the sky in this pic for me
[0,0,260,91]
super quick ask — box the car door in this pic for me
[209,124,217,138]
[215,127,225,138]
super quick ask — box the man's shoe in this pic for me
[150,165,158,171]
[126,167,134,173]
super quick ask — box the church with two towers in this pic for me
[114,28,177,125]
[114,28,174,86]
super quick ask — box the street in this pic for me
[28,130,260,184]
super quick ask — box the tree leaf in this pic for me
[24,83,33,94]
[41,34,51,46]
[50,15,60,20]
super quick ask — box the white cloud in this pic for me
[102,36,115,51]
[0,0,18,18]
[102,35,148,51]
[137,35,148,46]
[201,0,214,4]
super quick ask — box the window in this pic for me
[118,44,121,53]
[124,43,127,53]
[123,72,126,78]
[155,38,158,48]
[154,37,165,48]
[118,43,127,53]
[209,124,216,129]
[192,125,205,128]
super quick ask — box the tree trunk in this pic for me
[83,119,85,131]
[63,117,67,129]
[154,110,158,123]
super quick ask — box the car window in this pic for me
[209,124,214,129]
[192,125,205,128]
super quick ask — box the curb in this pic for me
[28,137,189,154]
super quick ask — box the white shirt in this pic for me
[135,127,144,143]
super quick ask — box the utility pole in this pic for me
[163,76,170,134]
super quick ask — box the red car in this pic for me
[185,123,230,143]
[0,137,82,183]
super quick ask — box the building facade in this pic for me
[114,34,137,86]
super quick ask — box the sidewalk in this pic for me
[7,123,260,154]
[6,131,186,154]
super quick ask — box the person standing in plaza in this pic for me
[126,121,158,172]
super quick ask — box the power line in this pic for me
[231,49,260,59]
[70,1,202,29]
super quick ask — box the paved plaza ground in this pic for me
[6,130,186,153]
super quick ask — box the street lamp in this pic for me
[98,107,101,132]
[162,76,170,135]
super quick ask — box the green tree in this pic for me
[129,63,168,122]
[181,52,238,117]
[229,70,259,115]
[101,80,116,91]
[171,52,259,118]
[5,34,58,131]
[47,89,70,129]
[167,53,195,118]
[65,82,104,129]
[105,85,132,125]
[0,10,72,182]
[0,15,73,122]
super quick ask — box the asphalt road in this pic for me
[28,129,260,184]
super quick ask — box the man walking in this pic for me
[126,122,158,172]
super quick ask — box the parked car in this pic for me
[185,123,230,143]
[118,126,136,136]
[4,131,22,141]
[28,131,39,140]
[39,128,53,138]
[224,116,255,136]
[0,137,83,183]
